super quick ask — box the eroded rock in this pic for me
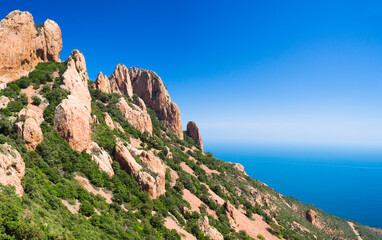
[129,67,183,139]
[186,121,203,151]
[0,143,25,196]
[306,209,317,225]
[114,141,165,198]
[197,216,224,240]
[0,10,62,83]
[86,141,114,177]
[0,96,10,109]
[23,118,43,150]
[109,64,133,97]
[104,112,115,130]
[54,50,91,152]
[93,72,111,94]
[116,97,152,134]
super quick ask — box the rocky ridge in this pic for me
[93,64,183,139]
[0,10,380,240]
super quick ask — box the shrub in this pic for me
[79,200,95,216]
[257,233,266,240]
[32,95,41,106]
[7,100,24,112]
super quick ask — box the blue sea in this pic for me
[205,143,382,228]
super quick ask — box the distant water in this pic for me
[205,143,382,228]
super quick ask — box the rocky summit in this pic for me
[0,10,381,240]
[0,10,62,85]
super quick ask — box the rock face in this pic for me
[129,67,183,139]
[0,143,25,196]
[116,97,152,134]
[23,118,43,150]
[196,216,224,240]
[186,121,203,150]
[114,141,165,198]
[93,72,111,94]
[0,10,62,84]
[92,64,183,139]
[306,209,317,225]
[54,50,91,152]
[86,142,114,177]
[135,97,146,111]
[109,64,133,97]
[225,201,238,228]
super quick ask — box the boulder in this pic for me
[196,216,224,240]
[109,64,133,97]
[0,96,10,109]
[54,50,91,152]
[114,141,165,198]
[186,121,203,151]
[0,143,25,196]
[104,112,115,130]
[18,108,43,123]
[129,67,183,139]
[0,10,62,83]
[23,118,43,150]
[93,72,111,94]
[116,97,152,134]
[306,209,317,225]
[86,142,114,177]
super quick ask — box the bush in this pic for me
[257,233,266,240]
[7,100,24,112]
[32,96,41,106]
[79,201,95,217]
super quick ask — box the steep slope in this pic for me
[0,10,381,240]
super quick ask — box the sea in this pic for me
[205,143,382,229]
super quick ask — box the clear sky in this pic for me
[2,0,382,149]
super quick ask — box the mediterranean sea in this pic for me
[205,143,382,228]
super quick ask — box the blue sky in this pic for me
[2,0,382,149]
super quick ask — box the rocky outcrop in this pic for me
[23,118,43,150]
[129,67,183,139]
[18,108,43,123]
[229,162,248,176]
[0,96,10,108]
[93,64,183,138]
[109,64,133,97]
[93,72,111,94]
[197,216,224,240]
[0,143,25,196]
[86,142,114,177]
[104,112,115,130]
[225,201,238,228]
[114,141,165,198]
[186,121,203,150]
[0,10,62,84]
[116,97,152,134]
[306,209,317,225]
[54,50,91,152]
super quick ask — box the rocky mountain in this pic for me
[0,10,381,240]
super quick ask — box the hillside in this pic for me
[0,10,381,240]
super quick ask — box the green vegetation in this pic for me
[0,61,380,240]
